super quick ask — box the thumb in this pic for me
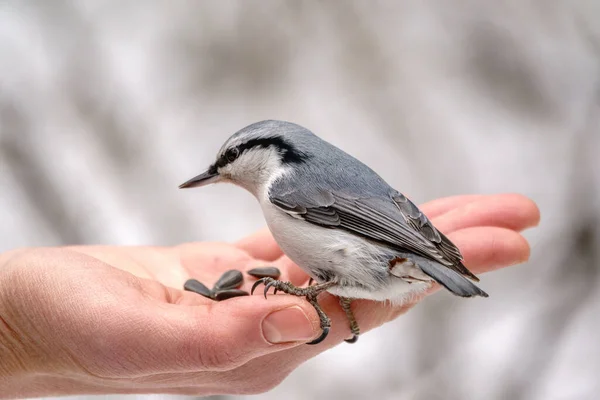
[170,294,321,371]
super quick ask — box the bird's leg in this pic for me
[306,293,332,344]
[339,297,360,343]
[251,278,336,345]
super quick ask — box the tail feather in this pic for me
[418,260,489,298]
[455,261,480,282]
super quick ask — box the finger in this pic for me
[447,226,531,274]
[159,294,322,373]
[431,193,540,234]
[420,194,486,219]
[210,291,411,390]
[244,292,411,376]
[235,227,283,261]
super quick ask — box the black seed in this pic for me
[214,289,249,301]
[184,279,213,299]
[213,269,244,291]
[247,267,281,280]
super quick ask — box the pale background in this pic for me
[1,1,599,399]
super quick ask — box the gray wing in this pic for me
[270,188,479,281]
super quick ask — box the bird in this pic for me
[179,120,488,345]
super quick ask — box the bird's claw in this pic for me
[264,280,276,299]
[307,326,330,345]
[251,278,268,296]
[344,335,359,344]
[250,277,279,298]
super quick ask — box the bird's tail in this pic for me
[418,260,489,298]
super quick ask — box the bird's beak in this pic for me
[179,168,220,189]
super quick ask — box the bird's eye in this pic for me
[225,148,239,162]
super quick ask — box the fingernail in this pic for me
[262,306,316,344]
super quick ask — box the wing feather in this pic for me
[269,189,479,281]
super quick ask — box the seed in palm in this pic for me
[184,279,213,300]
[247,267,281,280]
[214,289,250,301]
[213,270,244,291]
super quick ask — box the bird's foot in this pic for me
[251,278,336,345]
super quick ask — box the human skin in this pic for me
[0,193,539,398]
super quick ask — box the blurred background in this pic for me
[1,1,599,399]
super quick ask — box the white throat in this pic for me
[223,147,290,200]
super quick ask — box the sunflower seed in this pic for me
[214,289,249,301]
[247,267,281,280]
[183,279,213,299]
[213,270,244,291]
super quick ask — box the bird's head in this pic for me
[179,120,312,196]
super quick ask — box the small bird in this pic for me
[180,120,488,344]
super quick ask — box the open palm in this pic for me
[0,193,539,397]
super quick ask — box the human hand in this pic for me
[0,193,539,398]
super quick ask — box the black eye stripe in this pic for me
[214,136,310,170]
[238,137,309,164]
